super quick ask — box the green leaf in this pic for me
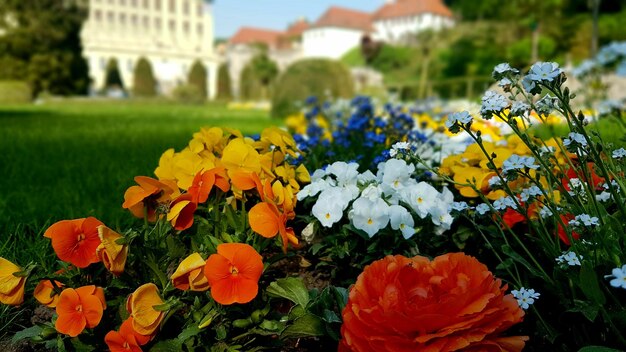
[579,263,606,305]
[501,245,542,278]
[68,337,96,352]
[150,339,184,352]
[322,309,341,324]
[578,347,622,352]
[280,314,325,340]
[267,277,310,307]
[166,236,187,259]
[178,325,202,342]
[568,300,599,322]
[11,325,43,344]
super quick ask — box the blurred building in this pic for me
[372,0,454,44]
[302,7,373,60]
[81,0,218,98]
[225,19,308,99]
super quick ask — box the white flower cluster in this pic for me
[556,251,583,266]
[511,287,540,310]
[298,160,456,238]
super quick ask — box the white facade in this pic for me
[302,27,364,60]
[373,13,454,43]
[81,0,218,98]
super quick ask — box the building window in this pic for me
[183,1,189,15]
[119,13,127,26]
[94,10,102,21]
[196,24,203,36]
[143,16,149,28]
[169,0,175,12]
[107,11,114,24]
[197,3,203,17]
[131,15,138,27]
[183,21,189,34]
[169,19,176,32]
[143,0,149,8]
[120,0,126,5]
[155,0,161,10]
[155,18,162,30]
[131,0,137,7]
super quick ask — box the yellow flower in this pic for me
[221,138,262,176]
[96,226,129,276]
[127,283,165,336]
[173,149,216,190]
[171,253,209,292]
[154,148,177,181]
[189,127,225,154]
[34,280,64,308]
[286,114,307,135]
[0,257,26,306]
[259,127,299,157]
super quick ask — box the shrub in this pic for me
[171,84,204,105]
[0,81,32,104]
[104,58,124,90]
[271,59,354,118]
[216,63,232,101]
[240,53,278,101]
[187,60,207,100]
[132,57,157,97]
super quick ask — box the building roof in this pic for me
[229,27,284,48]
[285,19,310,38]
[312,6,372,32]
[373,0,453,20]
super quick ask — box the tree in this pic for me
[104,58,124,90]
[0,0,89,96]
[216,63,232,100]
[240,53,278,100]
[188,60,207,100]
[133,57,157,97]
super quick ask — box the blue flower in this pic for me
[527,62,562,82]
[480,91,509,119]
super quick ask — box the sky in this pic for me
[212,0,384,39]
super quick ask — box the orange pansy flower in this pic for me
[123,176,180,222]
[105,317,151,351]
[44,218,104,268]
[34,279,64,308]
[188,167,230,204]
[55,286,106,337]
[0,257,26,306]
[171,253,209,291]
[166,193,197,231]
[249,202,298,253]
[96,225,129,276]
[341,253,527,352]
[204,243,263,305]
[127,283,165,336]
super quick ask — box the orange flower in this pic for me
[204,243,263,305]
[55,286,106,337]
[0,257,26,306]
[171,253,209,291]
[123,176,180,222]
[188,167,230,204]
[167,193,197,231]
[340,253,527,352]
[34,280,64,308]
[105,317,151,351]
[249,202,298,253]
[96,226,129,276]
[44,218,104,268]
[127,283,165,336]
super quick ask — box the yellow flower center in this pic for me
[367,218,373,225]
[325,213,331,219]
[230,265,239,276]
[400,224,405,229]
[75,304,83,312]
[417,197,423,204]
[77,233,85,242]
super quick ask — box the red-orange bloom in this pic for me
[561,162,604,192]
[249,202,299,253]
[557,213,580,245]
[123,176,180,222]
[341,253,527,352]
[33,280,64,308]
[44,218,104,268]
[204,243,263,305]
[55,286,106,337]
[188,167,230,204]
[167,194,197,231]
[105,317,151,351]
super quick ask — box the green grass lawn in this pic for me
[0,100,273,243]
